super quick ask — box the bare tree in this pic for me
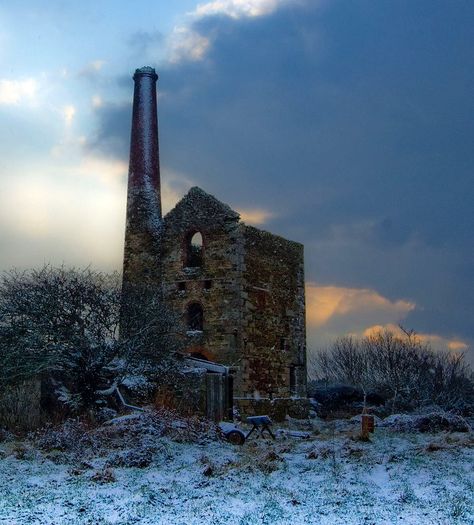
[0,266,183,414]
[310,329,473,413]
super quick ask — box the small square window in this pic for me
[177,281,186,292]
[204,280,212,290]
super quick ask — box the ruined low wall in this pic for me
[234,397,310,422]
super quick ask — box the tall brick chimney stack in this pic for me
[122,66,162,289]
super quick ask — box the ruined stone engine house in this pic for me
[123,67,308,419]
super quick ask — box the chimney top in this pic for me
[133,66,158,80]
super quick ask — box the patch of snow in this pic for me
[1,415,473,524]
[121,375,148,389]
[186,330,203,336]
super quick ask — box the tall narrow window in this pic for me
[256,290,267,310]
[187,302,203,331]
[290,366,297,395]
[186,231,203,267]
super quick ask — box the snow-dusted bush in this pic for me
[381,412,470,433]
[30,408,221,467]
[0,266,184,420]
[104,408,222,447]
[95,407,118,423]
[257,451,283,474]
[311,329,474,413]
[106,445,155,468]
[33,419,92,453]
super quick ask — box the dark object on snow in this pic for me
[246,415,275,440]
[218,422,246,445]
[203,465,213,477]
[276,429,311,439]
[226,429,246,445]
[106,446,154,468]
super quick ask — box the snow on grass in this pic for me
[0,416,473,524]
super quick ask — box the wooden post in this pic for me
[361,414,375,438]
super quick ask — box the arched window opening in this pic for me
[187,302,203,331]
[186,231,203,267]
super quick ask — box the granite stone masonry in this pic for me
[122,67,308,419]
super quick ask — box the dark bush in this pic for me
[382,412,470,433]
[310,330,474,413]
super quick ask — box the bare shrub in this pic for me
[0,266,184,420]
[29,407,220,469]
[34,419,91,453]
[381,412,470,433]
[310,329,473,413]
[106,445,155,468]
[11,443,36,460]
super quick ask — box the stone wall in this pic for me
[144,186,307,414]
[240,226,307,399]
[161,188,244,367]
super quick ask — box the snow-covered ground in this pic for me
[0,414,472,525]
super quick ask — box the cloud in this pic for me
[166,0,300,63]
[85,101,131,160]
[0,78,38,105]
[92,95,103,108]
[128,30,163,49]
[73,156,128,187]
[78,60,105,78]
[128,30,164,59]
[362,324,470,354]
[0,156,127,270]
[306,284,415,329]
[193,0,291,20]
[63,105,76,126]
[237,208,275,225]
[90,0,474,350]
[161,170,195,214]
[304,283,417,355]
[168,26,211,64]
[305,286,471,363]
[448,340,469,351]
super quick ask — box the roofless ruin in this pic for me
[122,66,309,420]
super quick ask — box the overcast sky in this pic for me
[0,0,473,361]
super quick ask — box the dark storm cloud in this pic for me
[87,102,131,160]
[88,0,474,345]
